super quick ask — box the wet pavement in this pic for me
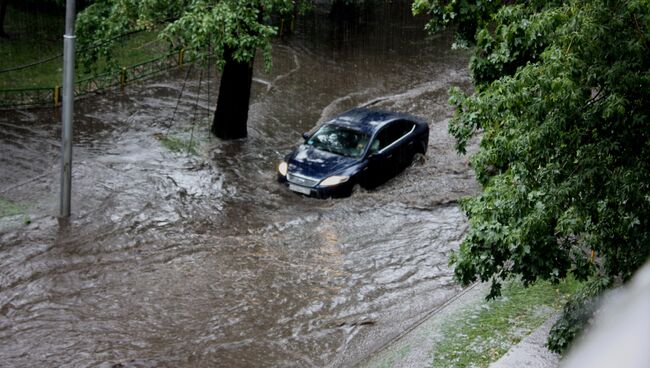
[360,283,489,368]
[489,315,560,368]
[0,2,478,367]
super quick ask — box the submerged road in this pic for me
[0,3,478,367]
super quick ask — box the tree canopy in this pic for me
[76,0,309,139]
[76,0,306,71]
[415,0,650,298]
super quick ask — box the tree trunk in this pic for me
[329,0,361,22]
[0,0,9,38]
[211,47,254,140]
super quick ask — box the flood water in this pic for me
[0,2,478,367]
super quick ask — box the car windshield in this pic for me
[306,124,369,158]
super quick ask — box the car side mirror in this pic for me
[302,132,310,141]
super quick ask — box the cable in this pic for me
[165,62,194,137]
[188,67,203,153]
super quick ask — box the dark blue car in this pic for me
[278,108,429,198]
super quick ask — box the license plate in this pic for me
[289,184,311,195]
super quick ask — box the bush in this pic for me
[546,277,610,353]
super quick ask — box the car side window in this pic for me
[368,121,415,155]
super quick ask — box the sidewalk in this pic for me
[489,315,560,368]
[359,282,560,368]
[359,283,487,368]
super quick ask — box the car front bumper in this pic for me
[278,174,354,198]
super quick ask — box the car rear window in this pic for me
[369,121,416,153]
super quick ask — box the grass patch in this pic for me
[156,133,199,155]
[0,197,31,227]
[431,278,582,368]
[0,5,167,89]
[0,5,64,89]
[78,30,168,75]
[0,197,24,218]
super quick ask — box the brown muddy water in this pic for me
[0,2,478,367]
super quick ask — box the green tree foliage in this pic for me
[76,0,308,139]
[412,0,509,47]
[546,277,608,353]
[416,0,650,299]
[76,0,305,71]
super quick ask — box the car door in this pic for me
[390,120,417,167]
[365,121,414,185]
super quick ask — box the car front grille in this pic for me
[287,173,320,188]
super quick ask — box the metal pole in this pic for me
[60,0,76,218]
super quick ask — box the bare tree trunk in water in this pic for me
[211,47,254,140]
[0,0,9,38]
[329,0,361,22]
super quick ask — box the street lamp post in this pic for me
[60,0,76,218]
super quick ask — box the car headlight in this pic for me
[278,162,288,176]
[320,175,349,187]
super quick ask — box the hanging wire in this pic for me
[188,67,203,153]
[165,62,194,137]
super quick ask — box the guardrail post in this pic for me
[178,48,185,66]
[54,85,61,107]
[120,67,127,91]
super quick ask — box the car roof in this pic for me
[325,108,425,135]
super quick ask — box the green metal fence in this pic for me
[0,87,57,108]
[0,49,189,109]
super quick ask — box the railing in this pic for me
[0,87,57,109]
[0,49,190,109]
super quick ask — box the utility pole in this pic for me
[60,0,76,218]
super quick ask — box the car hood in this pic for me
[287,145,358,179]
